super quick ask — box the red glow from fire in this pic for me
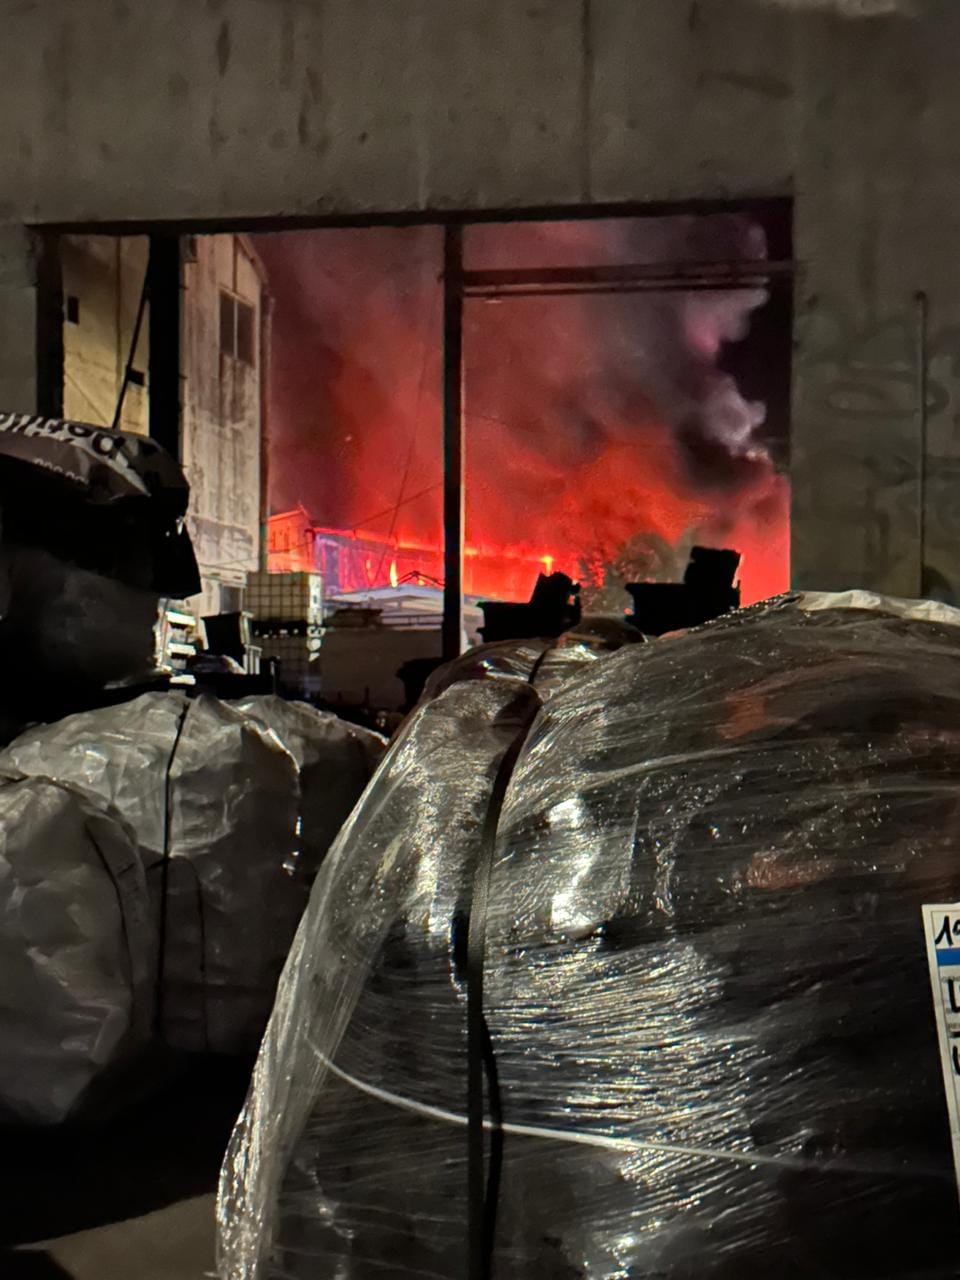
[255,217,790,610]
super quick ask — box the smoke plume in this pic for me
[253,213,790,606]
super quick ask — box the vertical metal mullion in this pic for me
[442,224,465,662]
[259,292,273,573]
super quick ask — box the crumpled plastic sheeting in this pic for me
[218,598,960,1278]
[0,773,154,1125]
[1,692,304,1055]
[231,696,386,881]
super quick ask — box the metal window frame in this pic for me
[30,197,794,646]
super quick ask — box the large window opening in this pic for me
[46,202,792,716]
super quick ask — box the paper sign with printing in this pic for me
[923,903,960,1197]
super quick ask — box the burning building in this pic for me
[268,506,573,602]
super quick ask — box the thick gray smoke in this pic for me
[461,213,785,543]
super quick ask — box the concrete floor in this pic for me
[0,1057,252,1280]
[14,1195,216,1280]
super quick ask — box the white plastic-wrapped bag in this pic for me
[2,691,387,1055]
[1,692,303,1055]
[0,772,154,1125]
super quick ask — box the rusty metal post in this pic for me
[442,224,465,661]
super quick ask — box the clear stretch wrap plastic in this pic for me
[219,597,960,1279]
[0,773,154,1125]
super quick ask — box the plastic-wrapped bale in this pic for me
[1,691,303,1055]
[0,772,154,1126]
[231,696,386,880]
[218,594,960,1279]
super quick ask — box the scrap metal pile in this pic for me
[219,591,960,1279]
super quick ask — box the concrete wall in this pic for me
[0,0,958,596]
[61,235,149,433]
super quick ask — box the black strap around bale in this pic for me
[466,645,552,1280]
[155,700,189,1037]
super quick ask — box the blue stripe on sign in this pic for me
[936,948,960,966]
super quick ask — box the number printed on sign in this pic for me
[922,905,960,1197]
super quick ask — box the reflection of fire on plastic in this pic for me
[389,560,398,588]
